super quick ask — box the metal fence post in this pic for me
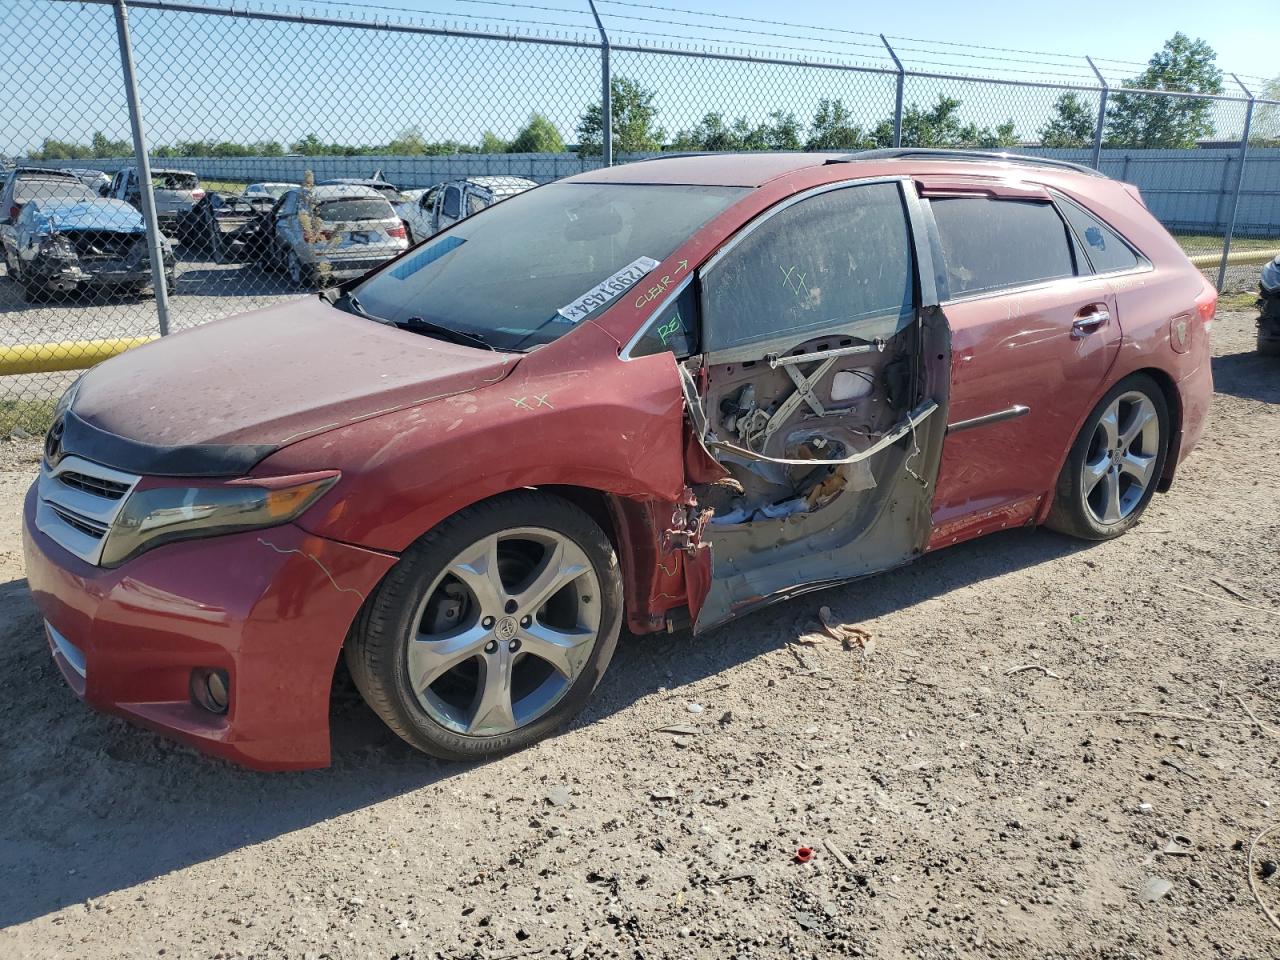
[112,0,170,336]
[1217,74,1255,292]
[881,35,904,147]
[1086,56,1107,170]
[586,0,612,166]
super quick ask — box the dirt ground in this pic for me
[0,308,1277,960]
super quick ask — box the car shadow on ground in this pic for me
[1210,347,1279,403]
[0,525,1091,926]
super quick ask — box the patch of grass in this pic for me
[0,398,56,437]
[200,179,249,194]
[1218,290,1260,312]
[1174,233,1279,253]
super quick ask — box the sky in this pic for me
[1,0,1274,156]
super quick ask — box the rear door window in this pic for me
[930,197,1075,298]
[1055,195,1141,274]
[701,181,916,353]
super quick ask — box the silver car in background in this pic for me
[264,184,408,287]
[399,175,536,242]
[108,167,205,235]
[243,181,297,200]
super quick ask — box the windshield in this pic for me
[314,198,393,222]
[16,178,92,203]
[152,172,198,190]
[353,182,746,351]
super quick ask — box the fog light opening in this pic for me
[190,668,230,715]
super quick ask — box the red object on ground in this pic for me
[795,847,815,864]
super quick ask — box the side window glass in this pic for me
[701,181,916,353]
[1056,195,1140,273]
[442,187,462,219]
[630,282,699,359]
[930,197,1075,298]
[421,187,438,210]
[467,192,491,216]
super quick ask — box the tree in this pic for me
[1104,33,1223,147]
[899,95,1016,148]
[478,131,507,153]
[1252,75,1280,146]
[1039,93,1096,148]
[804,99,871,151]
[508,113,565,153]
[577,76,665,155]
[90,131,131,158]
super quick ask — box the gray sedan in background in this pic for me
[262,184,408,287]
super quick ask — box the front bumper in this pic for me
[22,483,397,770]
[31,257,173,292]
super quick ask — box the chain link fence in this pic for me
[1,0,1277,434]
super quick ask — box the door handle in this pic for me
[1072,306,1111,339]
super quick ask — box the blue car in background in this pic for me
[3,197,174,302]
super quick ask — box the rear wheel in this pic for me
[1046,374,1169,540]
[345,492,623,761]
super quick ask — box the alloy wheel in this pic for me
[407,528,602,736]
[1081,390,1160,525]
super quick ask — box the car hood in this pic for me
[36,199,144,234]
[65,297,517,476]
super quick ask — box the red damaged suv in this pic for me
[24,150,1215,770]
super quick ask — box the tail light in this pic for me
[8,204,20,221]
[1194,283,1217,333]
[388,223,407,239]
[190,189,205,200]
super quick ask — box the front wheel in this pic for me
[345,492,623,761]
[1046,373,1170,541]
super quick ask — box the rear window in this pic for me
[353,182,747,351]
[15,177,91,202]
[1056,195,1141,274]
[314,198,393,222]
[152,172,198,190]
[931,197,1075,298]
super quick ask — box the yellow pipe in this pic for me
[1187,247,1280,270]
[0,336,156,376]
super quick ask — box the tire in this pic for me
[1046,373,1170,541]
[345,491,623,761]
[1259,332,1280,357]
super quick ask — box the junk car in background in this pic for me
[177,191,276,262]
[243,182,297,201]
[61,168,112,196]
[108,167,204,235]
[399,175,536,242]
[1259,255,1280,356]
[1,167,95,269]
[260,184,408,287]
[3,196,174,302]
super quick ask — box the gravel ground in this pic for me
[0,309,1277,960]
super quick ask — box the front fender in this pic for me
[258,323,689,553]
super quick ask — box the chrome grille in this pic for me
[57,470,130,500]
[35,456,140,565]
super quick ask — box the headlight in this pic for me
[100,473,337,567]
[38,235,76,260]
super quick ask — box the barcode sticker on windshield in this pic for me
[556,256,661,324]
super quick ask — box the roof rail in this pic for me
[827,148,1106,178]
